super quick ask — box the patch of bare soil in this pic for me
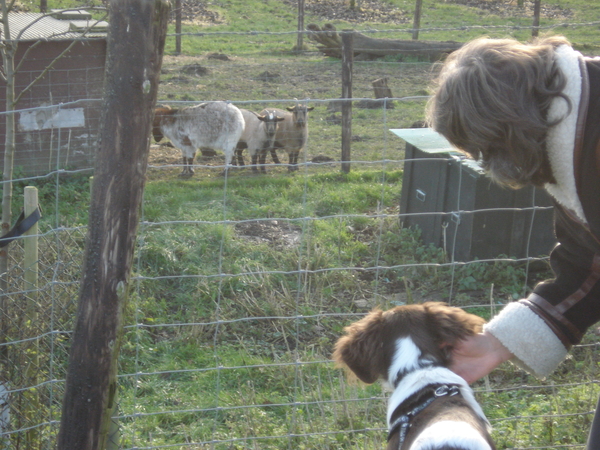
[235,220,303,248]
[448,0,572,19]
[148,144,227,180]
[285,0,410,24]
[149,143,180,166]
[171,0,224,25]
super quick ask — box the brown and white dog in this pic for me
[333,302,496,450]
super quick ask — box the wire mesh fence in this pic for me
[0,227,85,449]
[1,4,600,448]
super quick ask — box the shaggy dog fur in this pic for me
[333,302,496,450]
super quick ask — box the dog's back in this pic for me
[389,394,495,450]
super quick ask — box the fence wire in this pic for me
[0,13,600,450]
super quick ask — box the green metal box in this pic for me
[391,128,555,261]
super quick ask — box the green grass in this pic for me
[161,0,600,56]
[32,0,600,55]
[102,165,563,448]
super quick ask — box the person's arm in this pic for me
[454,206,600,381]
[482,299,571,379]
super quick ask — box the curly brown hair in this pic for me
[426,35,572,188]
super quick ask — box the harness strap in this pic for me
[387,384,461,450]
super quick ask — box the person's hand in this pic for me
[450,331,514,384]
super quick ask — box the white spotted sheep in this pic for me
[153,101,244,176]
[260,102,314,172]
[234,109,285,173]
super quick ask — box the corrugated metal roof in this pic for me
[1,11,107,41]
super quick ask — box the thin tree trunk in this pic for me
[56,1,169,449]
[1,0,16,309]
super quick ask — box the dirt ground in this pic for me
[148,143,229,176]
[175,0,571,25]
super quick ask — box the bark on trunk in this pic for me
[56,1,169,449]
[0,0,16,295]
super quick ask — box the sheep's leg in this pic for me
[180,148,196,176]
[250,153,260,173]
[258,150,268,174]
[236,148,245,167]
[288,151,299,172]
[234,144,246,168]
[179,156,189,176]
[269,148,281,165]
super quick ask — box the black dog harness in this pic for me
[387,384,462,450]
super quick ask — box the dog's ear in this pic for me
[423,302,485,346]
[333,310,386,384]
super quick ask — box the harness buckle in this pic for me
[434,386,449,396]
[388,383,463,448]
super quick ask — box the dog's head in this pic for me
[332,302,484,385]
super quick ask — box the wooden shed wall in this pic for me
[0,39,106,176]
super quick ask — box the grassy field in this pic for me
[9,0,600,448]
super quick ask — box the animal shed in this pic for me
[0,10,107,176]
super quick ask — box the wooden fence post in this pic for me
[297,0,305,51]
[372,78,392,99]
[341,31,353,174]
[412,0,422,40]
[23,186,40,449]
[56,0,169,449]
[23,186,38,308]
[532,0,541,37]
[175,0,182,54]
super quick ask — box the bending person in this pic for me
[425,35,600,449]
